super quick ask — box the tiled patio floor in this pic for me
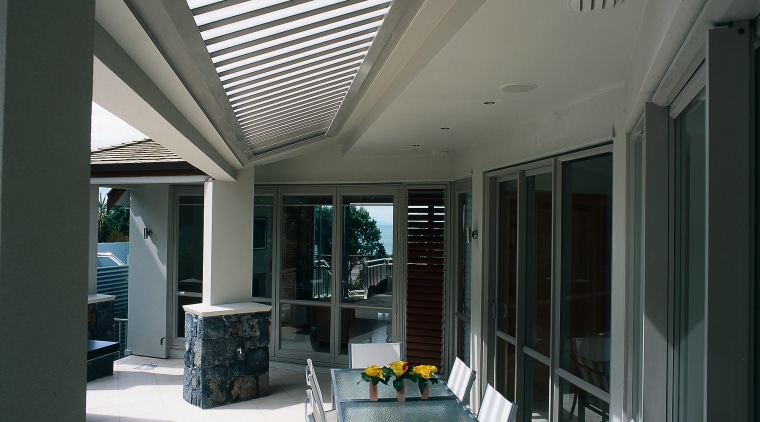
[86,355,332,422]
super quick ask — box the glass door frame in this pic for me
[486,157,554,418]
[485,145,613,422]
[270,184,401,366]
[170,185,204,350]
[274,185,338,363]
[450,179,473,371]
[335,185,401,366]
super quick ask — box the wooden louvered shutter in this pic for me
[405,188,446,369]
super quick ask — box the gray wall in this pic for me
[0,1,95,420]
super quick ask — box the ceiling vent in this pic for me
[568,0,623,12]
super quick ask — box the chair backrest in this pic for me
[448,357,477,403]
[478,384,516,422]
[348,342,402,368]
[306,387,327,422]
[306,358,326,406]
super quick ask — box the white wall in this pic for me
[128,185,171,357]
[254,143,456,184]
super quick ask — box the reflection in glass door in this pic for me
[455,183,473,365]
[558,153,612,421]
[673,90,705,422]
[174,189,203,340]
[279,195,333,358]
[495,169,553,421]
[523,171,553,421]
[339,195,394,357]
[273,188,397,365]
[496,177,518,402]
[491,150,611,422]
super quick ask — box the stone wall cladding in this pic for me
[183,311,270,409]
[87,300,115,381]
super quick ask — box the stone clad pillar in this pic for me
[87,294,116,381]
[183,167,271,408]
[183,303,271,408]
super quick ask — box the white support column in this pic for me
[704,20,754,422]
[0,0,95,420]
[203,167,254,305]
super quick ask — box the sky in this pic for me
[91,102,146,151]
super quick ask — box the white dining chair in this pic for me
[478,383,516,422]
[306,358,327,407]
[306,378,338,422]
[348,342,403,368]
[448,357,477,404]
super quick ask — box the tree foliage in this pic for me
[313,205,388,259]
[98,198,130,242]
[344,206,387,258]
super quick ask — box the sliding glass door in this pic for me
[489,148,612,422]
[259,186,398,365]
[277,192,334,359]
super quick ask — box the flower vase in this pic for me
[420,383,429,400]
[396,382,406,402]
[369,383,378,402]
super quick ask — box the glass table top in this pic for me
[339,398,478,422]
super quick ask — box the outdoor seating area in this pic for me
[304,344,513,422]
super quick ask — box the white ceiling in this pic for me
[94,0,657,167]
[342,0,646,157]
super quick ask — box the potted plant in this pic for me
[410,364,439,399]
[358,365,389,401]
[383,360,412,402]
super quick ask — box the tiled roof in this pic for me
[91,139,184,164]
[91,139,205,178]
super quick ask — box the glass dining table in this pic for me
[331,368,479,422]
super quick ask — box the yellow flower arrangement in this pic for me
[383,360,411,391]
[410,364,439,394]
[358,364,390,385]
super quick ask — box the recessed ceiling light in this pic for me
[500,83,537,93]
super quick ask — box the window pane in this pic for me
[176,195,203,338]
[280,303,330,353]
[498,179,518,337]
[460,191,473,319]
[524,357,550,421]
[525,172,552,357]
[559,378,609,422]
[340,195,393,307]
[675,90,706,422]
[281,196,332,300]
[496,338,516,402]
[457,319,471,364]
[559,154,612,391]
[457,190,473,364]
[343,308,393,354]
[252,197,273,298]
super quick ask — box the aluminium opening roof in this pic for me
[128,0,407,161]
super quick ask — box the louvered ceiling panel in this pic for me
[185,0,394,155]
